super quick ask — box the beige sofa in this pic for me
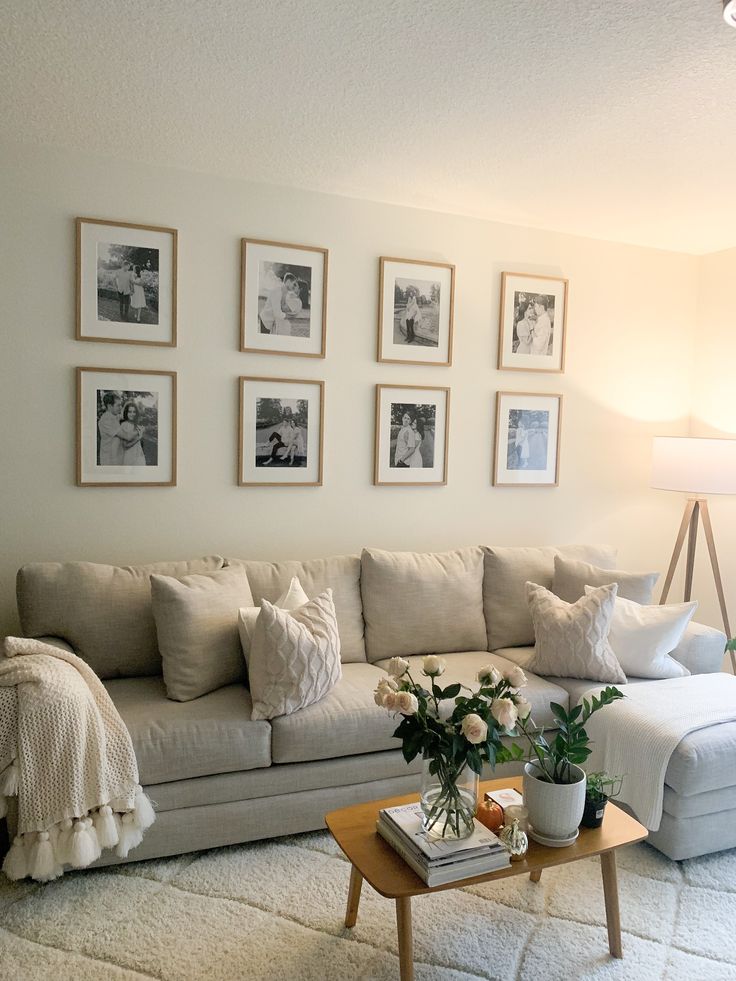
[9,544,727,864]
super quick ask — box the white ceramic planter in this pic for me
[523,762,586,840]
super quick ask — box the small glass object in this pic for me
[499,819,529,862]
[504,804,529,833]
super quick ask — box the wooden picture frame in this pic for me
[76,367,177,487]
[76,217,178,346]
[377,257,455,366]
[240,238,328,358]
[238,376,324,486]
[374,384,450,486]
[493,391,562,487]
[498,272,568,373]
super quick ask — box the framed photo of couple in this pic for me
[241,239,328,358]
[498,272,568,373]
[377,257,455,366]
[374,385,450,486]
[76,217,178,346]
[493,391,562,487]
[238,376,324,486]
[77,367,177,487]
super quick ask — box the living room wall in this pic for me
[0,140,703,638]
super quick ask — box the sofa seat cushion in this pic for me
[227,554,365,663]
[374,651,570,729]
[664,720,736,797]
[361,547,487,662]
[16,556,225,679]
[482,544,617,651]
[270,662,395,764]
[104,676,271,784]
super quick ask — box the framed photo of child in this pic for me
[238,376,324,486]
[493,391,562,487]
[76,217,177,346]
[498,272,568,373]
[374,384,450,485]
[377,257,455,366]
[240,239,328,358]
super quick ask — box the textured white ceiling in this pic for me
[2,0,735,253]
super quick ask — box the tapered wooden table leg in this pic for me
[396,896,414,981]
[529,868,542,883]
[345,865,363,928]
[600,850,622,958]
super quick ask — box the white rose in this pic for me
[382,691,401,712]
[491,697,519,730]
[374,678,399,706]
[387,657,410,679]
[422,655,446,677]
[396,691,419,715]
[515,697,532,720]
[477,665,503,686]
[461,713,488,745]
[506,665,528,689]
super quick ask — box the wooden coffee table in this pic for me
[326,775,647,981]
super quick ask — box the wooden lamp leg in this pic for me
[700,500,735,672]
[660,499,697,605]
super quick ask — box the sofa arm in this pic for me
[670,621,726,675]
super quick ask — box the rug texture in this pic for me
[0,831,734,980]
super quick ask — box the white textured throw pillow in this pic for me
[526,581,626,684]
[583,586,695,680]
[248,589,342,720]
[238,576,311,667]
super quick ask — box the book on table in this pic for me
[376,802,510,887]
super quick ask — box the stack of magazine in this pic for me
[377,802,510,887]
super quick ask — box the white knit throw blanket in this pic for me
[584,673,736,831]
[0,637,155,882]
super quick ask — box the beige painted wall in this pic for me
[0,141,700,638]
[688,247,736,638]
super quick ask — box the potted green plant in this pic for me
[581,771,623,828]
[513,687,624,844]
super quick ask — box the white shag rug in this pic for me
[1,832,735,981]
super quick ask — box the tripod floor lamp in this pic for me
[652,436,736,673]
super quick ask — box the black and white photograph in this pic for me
[76,218,177,346]
[375,384,449,485]
[493,391,561,487]
[498,272,568,373]
[392,277,441,348]
[97,242,160,326]
[378,258,455,365]
[241,239,328,357]
[77,368,176,486]
[388,402,436,469]
[239,377,324,486]
[254,397,308,469]
[95,388,159,467]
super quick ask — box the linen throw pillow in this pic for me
[238,576,310,666]
[151,566,254,702]
[525,581,626,684]
[583,586,695,680]
[553,555,660,605]
[248,589,342,720]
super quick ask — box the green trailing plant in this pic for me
[515,686,625,785]
[586,770,623,803]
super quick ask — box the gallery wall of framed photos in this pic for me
[2,140,696,636]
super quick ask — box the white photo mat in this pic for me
[493,392,561,486]
[239,377,324,485]
[375,385,449,485]
[498,273,568,372]
[77,219,176,345]
[77,368,176,486]
[378,259,454,365]
[241,240,327,357]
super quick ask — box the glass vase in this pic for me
[420,753,479,840]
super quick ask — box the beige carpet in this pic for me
[1,831,735,980]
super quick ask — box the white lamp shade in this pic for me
[652,436,736,495]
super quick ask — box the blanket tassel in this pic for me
[115,812,143,858]
[93,805,120,849]
[68,818,101,868]
[3,836,28,881]
[133,786,156,832]
[0,760,18,798]
[28,831,63,882]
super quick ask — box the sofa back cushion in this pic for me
[361,547,487,662]
[226,554,365,663]
[16,556,225,679]
[152,566,254,702]
[482,544,617,650]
